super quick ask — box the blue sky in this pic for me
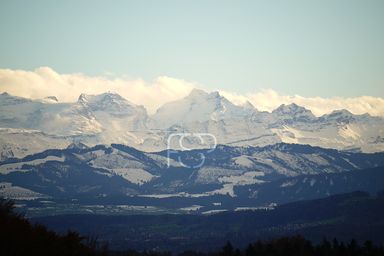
[0,0,383,97]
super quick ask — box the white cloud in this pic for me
[0,67,196,114]
[0,67,384,117]
[220,89,384,117]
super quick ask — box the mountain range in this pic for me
[1,142,384,215]
[1,89,384,216]
[1,90,384,160]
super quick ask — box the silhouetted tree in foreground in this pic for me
[1,198,384,256]
[217,236,384,256]
[0,198,106,256]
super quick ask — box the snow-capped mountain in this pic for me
[77,92,146,117]
[0,90,384,158]
[149,89,275,150]
[148,90,384,153]
[151,89,257,127]
[272,108,384,153]
[271,103,316,123]
[0,92,150,157]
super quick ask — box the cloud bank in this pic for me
[0,67,197,114]
[0,67,383,117]
[220,90,384,117]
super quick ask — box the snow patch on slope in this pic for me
[112,168,156,185]
[208,171,265,197]
[0,155,65,174]
[0,182,47,200]
[180,205,203,212]
[233,155,254,168]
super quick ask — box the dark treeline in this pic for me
[110,238,384,256]
[0,198,107,256]
[1,198,384,256]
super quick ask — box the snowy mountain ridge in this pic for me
[0,90,384,158]
[1,142,384,206]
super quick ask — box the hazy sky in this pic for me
[0,0,383,97]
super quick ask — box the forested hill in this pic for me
[29,190,384,254]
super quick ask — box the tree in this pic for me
[222,241,234,256]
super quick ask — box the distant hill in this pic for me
[3,194,384,255]
[1,143,384,215]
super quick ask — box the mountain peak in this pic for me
[272,103,315,120]
[243,100,256,110]
[100,91,125,100]
[329,109,353,116]
[41,96,59,103]
[322,109,355,122]
[0,92,19,99]
[76,92,147,117]
[274,103,302,113]
[208,91,221,98]
[77,92,129,105]
[46,96,58,101]
[274,103,312,113]
[187,88,209,98]
[77,93,89,103]
[186,89,224,100]
[0,92,31,105]
[67,141,89,150]
[152,88,257,128]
